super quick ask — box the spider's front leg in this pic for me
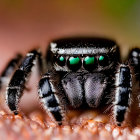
[38,71,66,125]
[6,50,42,115]
[113,64,132,126]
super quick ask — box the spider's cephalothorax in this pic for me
[2,37,140,126]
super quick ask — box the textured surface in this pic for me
[0,104,140,140]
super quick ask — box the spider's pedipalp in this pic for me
[61,73,83,108]
[114,64,132,126]
[6,49,41,114]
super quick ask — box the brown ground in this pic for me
[0,108,140,140]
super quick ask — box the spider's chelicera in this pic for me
[1,37,140,126]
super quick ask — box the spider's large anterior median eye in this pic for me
[69,57,80,65]
[84,56,95,65]
[98,55,108,66]
[57,56,66,66]
[83,56,96,71]
[67,56,81,71]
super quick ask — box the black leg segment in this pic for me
[129,48,140,81]
[114,64,132,126]
[6,49,41,114]
[0,54,22,90]
[38,72,65,125]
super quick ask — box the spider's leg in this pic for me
[113,64,132,126]
[38,72,66,125]
[6,50,41,114]
[0,54,22,90]
[129,48,140,81]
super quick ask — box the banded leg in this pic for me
[114,64,132,126]
[129,48,140,81]
[6,50,41,114]
[38,72,66,125]
[0,54,22,90]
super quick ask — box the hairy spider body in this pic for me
[1,37,139,126]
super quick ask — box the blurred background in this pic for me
[0,0,140,66]
[0,0,140,113]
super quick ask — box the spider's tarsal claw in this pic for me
[117,122,121,126]
[58,122,62,126]
[14,111,18,115]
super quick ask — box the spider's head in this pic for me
[46,37,120,72]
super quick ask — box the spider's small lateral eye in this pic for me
[83,56,97,71]
[98,55,108,66]
[67,56,81,71]
[57,56,66,66]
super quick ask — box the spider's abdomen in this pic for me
[61,72,108,108]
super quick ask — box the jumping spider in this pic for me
[0,37,140,126]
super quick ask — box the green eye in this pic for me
[99,55,108,66]
[67,56,81,71]
[84,56,95,65]
[99,56,104,61]
[69,57,80,65]
[83,56,97,71]
[59,56,65,62]
[57,56,65,66]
